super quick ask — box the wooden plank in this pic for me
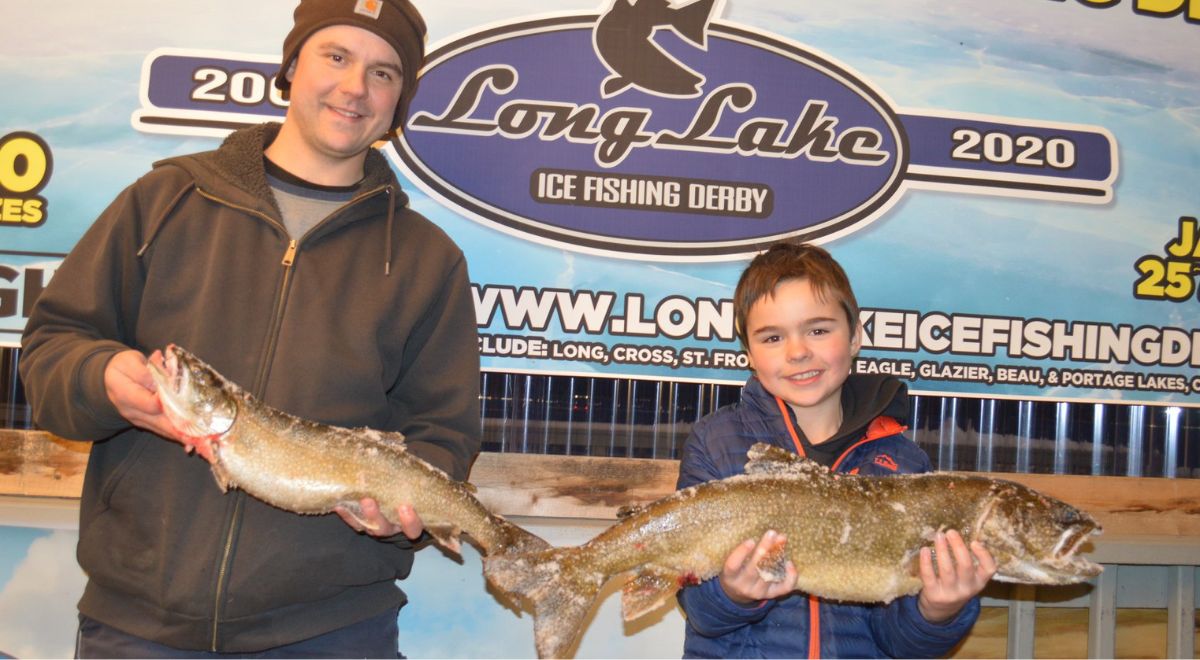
[4,430,1200,547]
[0,430,91,498]
[472,453,1200,537]
[470,452,680,520]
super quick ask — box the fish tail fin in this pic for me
[485,548,602,659]
[671,0,716,46]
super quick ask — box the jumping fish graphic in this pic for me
[593,0,718,97]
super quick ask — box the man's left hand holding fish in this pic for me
[336,499,426,542]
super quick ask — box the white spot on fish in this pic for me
[840,523,851,544]
[890,502,907,513]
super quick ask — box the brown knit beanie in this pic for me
[275,0,427,134]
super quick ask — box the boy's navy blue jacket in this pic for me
[676,374,980,659]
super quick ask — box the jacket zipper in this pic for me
[195,185,388,651]
[248,184,388,395]
[208,239,297,651]
[210,496,243,650]
[251,239,299,401]
[282,239,298,266]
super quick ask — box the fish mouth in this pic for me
[1050,523,1104,578]
[147,345,198,434]
[152,345,192,406]
[146,347,181,401]
[161,346,183,393]
[149,345,235,444]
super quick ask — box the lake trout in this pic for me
[484,443,1102,659]
[147,344,548,557]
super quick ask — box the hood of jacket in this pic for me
[741,373,908,443]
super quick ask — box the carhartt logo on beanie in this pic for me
[354,0,383,19]
[275,0,427,134]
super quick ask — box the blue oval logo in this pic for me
[393,3,906,259]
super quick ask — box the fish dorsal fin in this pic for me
[616,503,645,519]
[744,442,829,478]
[355,428,407,452]
[671,0,716,47]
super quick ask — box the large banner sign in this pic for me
[395,7,1116,258]
[2,0,1198,407]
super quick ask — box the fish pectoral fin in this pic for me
[337,501,373,530]
[754,534,790,582]
[425,523,463,555]
[209,463,233,493]
[620,566,682,621]
[602,75,632,97]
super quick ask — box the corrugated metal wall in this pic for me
[478,370,1200,478]
[4,348,1196,478]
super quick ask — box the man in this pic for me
[19,0,480,656]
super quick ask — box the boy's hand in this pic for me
[718,530,798,605]
[917,529,997,623]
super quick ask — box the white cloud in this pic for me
[398,520,687,658]
[7,0,1195,80]
[0,531,86,659]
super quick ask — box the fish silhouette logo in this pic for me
[593,0,719,98]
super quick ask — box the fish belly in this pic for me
[215,414,414,516]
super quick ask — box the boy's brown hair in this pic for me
[734,242,860,347]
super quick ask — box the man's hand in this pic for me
[104,349,182,442]
[336,498,425,541]
[917,529,997,623]
[718,529,798,605]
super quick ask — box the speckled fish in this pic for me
[484,443,1102,659]
[148,344,548,557]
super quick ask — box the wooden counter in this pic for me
[3,429,1198,564]
[3,429,1198,658]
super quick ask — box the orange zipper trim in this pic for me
[773,398,909,658]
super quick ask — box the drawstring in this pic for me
[385,185,395,276]
[136,183,195,257]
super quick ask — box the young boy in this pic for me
[676,242,995,658]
